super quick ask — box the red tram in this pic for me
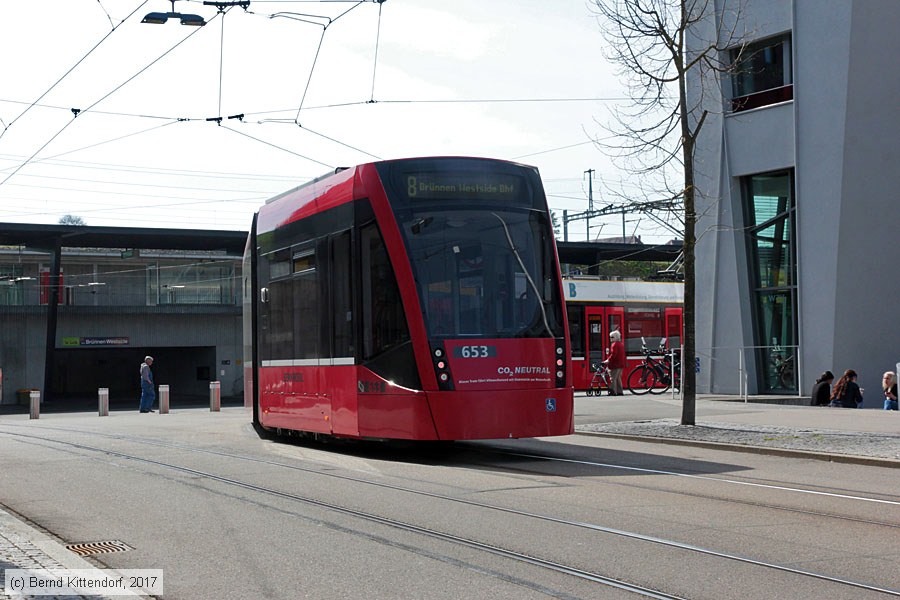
[563,278,683,391]
[243,157,574,440]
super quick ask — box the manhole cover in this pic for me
[65,541,133,556]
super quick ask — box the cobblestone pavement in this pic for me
[0,510,116,600]
[577,419,900,464]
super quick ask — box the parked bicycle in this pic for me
[771,351,795,390]
[626,337,681,395]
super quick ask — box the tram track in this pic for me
[6,422,899,529]
[0,429,680,600]
[1,424,899,597]
[489,449,900,506]
[463,447,900,529]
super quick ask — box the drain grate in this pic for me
[66,540,133,556]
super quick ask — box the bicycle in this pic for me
[772,352,795,390]
[626,338,681,395]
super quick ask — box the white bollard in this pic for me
[98,388,109,417]
[29,390,40,420]
[209,381,221,412]
[159,385,169,414]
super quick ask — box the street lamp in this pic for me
[142,0,206,26]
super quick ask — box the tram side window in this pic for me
[265,250,293,359]
[666,313,682,350]
[293,246,318,360]
[625,307,664,354]
[361,223,410,360]
[567,305,584,358]
[331,231,353,359]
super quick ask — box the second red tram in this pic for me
[563,278,683,391]
[243,157,574,441]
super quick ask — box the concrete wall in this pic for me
[0,310,242,405]
[829,0,900,399]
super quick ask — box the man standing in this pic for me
[139,356,155,413]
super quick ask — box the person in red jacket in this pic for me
[604,330,626,395]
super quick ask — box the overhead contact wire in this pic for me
[294,27,328,121]
[0,11,219,189]
[369,0,384,103]
[290,2,364,121]
[0,1,151,142]
[218,8,227,119]
[220,125,333,169]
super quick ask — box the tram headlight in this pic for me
[555,340,567,387]
[432,344,454,390]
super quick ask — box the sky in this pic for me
[0,0,680,244]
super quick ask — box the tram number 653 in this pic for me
[454,345,496,358]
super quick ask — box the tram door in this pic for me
[606,307,624,347]
[586,307,606,376]
[665,308,683,350]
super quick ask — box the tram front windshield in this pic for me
[397,205,564,339]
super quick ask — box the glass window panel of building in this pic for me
[730,34,793,111]
[0,264,25,306]
[744,171,797,392]
[732,35,791,96]
[155,261,236,305]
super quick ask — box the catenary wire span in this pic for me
[0,121,182,170]
[369,0,384,103]
[0,3,664,237]
[219,125,334,169]
[95,0,117,29]
[0,10,222,190]
[0,1,151,142]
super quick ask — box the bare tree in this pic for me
[590,0,744,425]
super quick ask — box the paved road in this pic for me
[1,407,898,599]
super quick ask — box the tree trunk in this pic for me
[678,15,696,425]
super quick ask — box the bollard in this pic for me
[159,385,170,414]
[209,381,221,412]
[29,390,40,420]
[98,388,109,417]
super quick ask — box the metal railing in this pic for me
[696,345,801,402]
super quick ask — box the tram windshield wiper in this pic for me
[491,212,553,338]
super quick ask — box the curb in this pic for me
[0,507,100,570]
[575,430,900,468]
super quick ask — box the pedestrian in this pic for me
[829,369,863,408]
[603,330,626,396]
[810,370,834,406]
[139,356,155,413]
[882,371,898,411]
